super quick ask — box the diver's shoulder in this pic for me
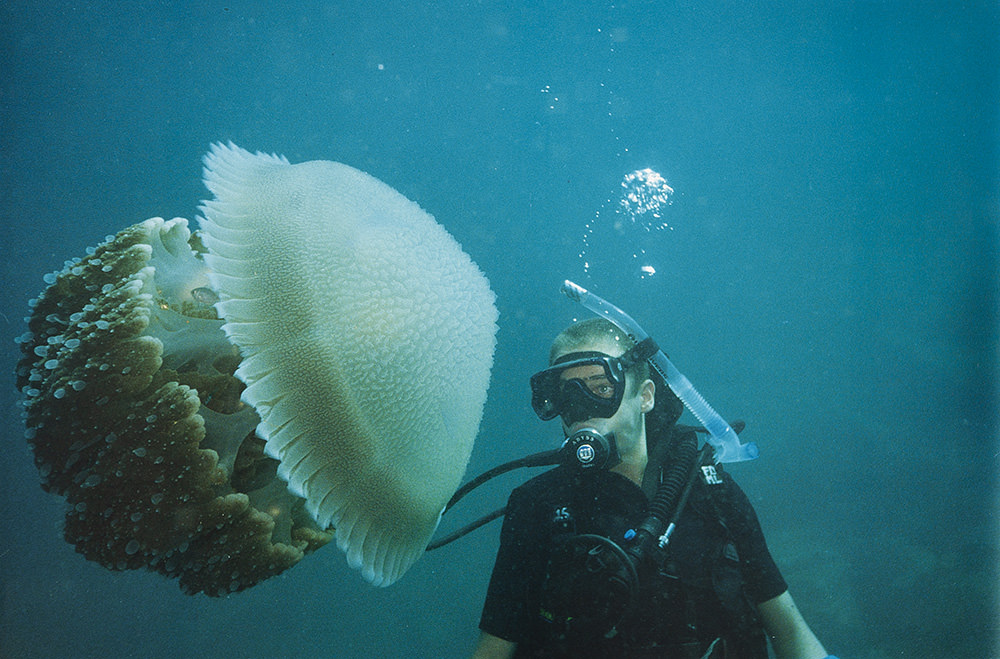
[694,464,760,518]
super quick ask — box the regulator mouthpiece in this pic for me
[559,428,621,471]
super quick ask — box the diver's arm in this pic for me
[470,631,516,659]
[757,591,828,659]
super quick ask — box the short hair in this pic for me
[549,318,650,394]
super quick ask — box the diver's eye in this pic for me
[588,379,616,399]
[561,375,615,399]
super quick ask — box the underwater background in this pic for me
[1,2,996,657]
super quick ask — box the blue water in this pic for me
[1,2,996,657]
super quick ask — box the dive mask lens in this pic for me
[530,354,627,424]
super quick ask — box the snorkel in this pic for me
[560,280,759,463]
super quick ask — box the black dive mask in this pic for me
[530,352,627,426]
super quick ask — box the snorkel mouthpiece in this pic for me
[560,281,759,464]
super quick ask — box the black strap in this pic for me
[619,336,659,368]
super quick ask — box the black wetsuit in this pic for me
[479,450,787,658]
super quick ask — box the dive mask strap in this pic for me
[618,337,659,370]
[552,350,611,366]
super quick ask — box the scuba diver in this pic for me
[467,308,833,658]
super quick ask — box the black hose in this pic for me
[427,449,562,551]
[443,449,561,513]
[625,429,697,565]
[648,431,696,523]
[426,507,506,551]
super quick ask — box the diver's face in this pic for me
[557,344,653,447]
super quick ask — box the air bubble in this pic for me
[581,168,675,281]
[69,312,84,322]
[43,273,58,285]
[151,493,165,505]
[33,345,49,357]
[64,338,81,350]
[52,388,66,399]
[71,380,87,391]
[44,359,59,369]
[132,447,147,457]
[82,474,102,488]
[96,320,110,330]
[125,539,141,555]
